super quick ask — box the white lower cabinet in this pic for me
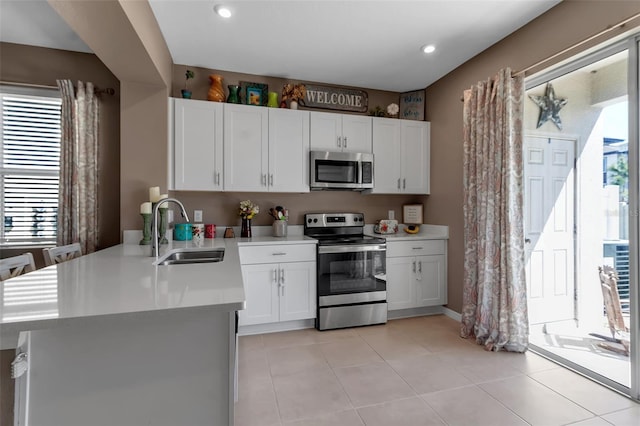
[238,244,316,326]
[386,240,447,310]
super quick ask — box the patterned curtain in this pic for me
[460,68,528,352]
[56,80,99,254]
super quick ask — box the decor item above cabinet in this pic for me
[224,104,309,192]
[171,98,223,191]
[369,118,430,194]
[310,111,372,153]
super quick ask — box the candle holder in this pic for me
[159,208,169,244]
[139,213,152,245]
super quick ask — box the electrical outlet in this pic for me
[388,210,395,220]
[168,210,174,223]
[194,210,203,222]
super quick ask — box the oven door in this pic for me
[317,244,386,307]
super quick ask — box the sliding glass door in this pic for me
[525,33,639,400]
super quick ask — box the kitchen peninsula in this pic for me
[0,239,246,426]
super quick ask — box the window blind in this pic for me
[1,92,61,244]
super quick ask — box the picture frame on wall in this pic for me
[399,89,425,120]
[240,81,268,106]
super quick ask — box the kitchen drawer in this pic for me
[386,240,445,257]
[239,244,316,264]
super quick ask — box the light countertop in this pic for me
[0,239,245,348]
[366,224,449,241]
[0,236,319,349]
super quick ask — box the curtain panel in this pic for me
[56,80,99,254]
[460,68,529,352]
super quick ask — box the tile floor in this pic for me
[234,315,639,426]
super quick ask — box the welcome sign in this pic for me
[304,85,368,113]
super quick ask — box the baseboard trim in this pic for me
[442,306,462,322]
[238,319,315,336]
[387,306,444,320]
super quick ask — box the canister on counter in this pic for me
[192,223,205,241]
[205,224,216,238]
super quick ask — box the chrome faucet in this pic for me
[152,198,190,257]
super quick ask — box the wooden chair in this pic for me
[596,266,630,356]
[43,243,82,266]
[0,253,36,281]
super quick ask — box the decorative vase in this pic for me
[289,100,298,110]
[181,89,192,99]
[241,217,252,238]
[207,74,225,102]
[139,213,152,245]
[267,92,279,108]
[227,85,241,104]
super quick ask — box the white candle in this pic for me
[159,194,169,209]
[149,186,161,203]
[140,202,152,214]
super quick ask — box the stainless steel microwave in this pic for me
[309,151,374,190]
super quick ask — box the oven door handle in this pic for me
[318,244,386,254]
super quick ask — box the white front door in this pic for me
[524,136,576,325]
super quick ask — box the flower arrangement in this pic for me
[387,103,399,117]
[239,200,259,219]
[184,69,195,90]
[281,83,306,105]
[182,69,195,99]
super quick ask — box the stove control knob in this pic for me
[313,218,318,223]
[307,218,312,223]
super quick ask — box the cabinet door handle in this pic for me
[412,247,424,250]
[272,252,287,256]
[337,137,342,148]
[216,172,220,185]
[273,269,279,283]
[344,137,347,148]
[403,178,406,189]
[280,268,285,295]
[263,174,268,186]
[397,178,401,189]
[412,260,416,273]
[418,261,422,273]
[269,174,273,186]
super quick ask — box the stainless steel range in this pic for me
[304,213,387,330]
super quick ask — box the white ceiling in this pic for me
[1,0,561,92]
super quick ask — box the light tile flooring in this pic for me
[235,315,639,426]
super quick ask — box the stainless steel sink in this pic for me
[157,248,225,266]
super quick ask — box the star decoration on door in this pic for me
[528,83,568,130]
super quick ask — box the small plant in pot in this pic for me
[181,69,195,99]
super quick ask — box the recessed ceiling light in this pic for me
[421,45,436,54]
[214,5,232,18]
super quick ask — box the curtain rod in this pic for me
[459,12,640,102]
[513,12,640,76]
[0,80,115,96]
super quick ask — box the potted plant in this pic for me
[181,69,195,99]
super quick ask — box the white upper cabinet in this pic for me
[224,103,269,191]
[171,98,223,191]
[310,111,372,153]
[370,118,430,194]
[224,104,309,192]
[268,108,310,192]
